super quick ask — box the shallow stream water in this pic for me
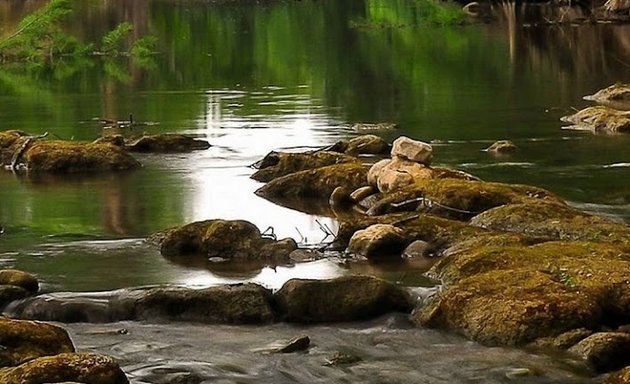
[1,0,629,382]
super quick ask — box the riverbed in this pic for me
[0,0,629,382]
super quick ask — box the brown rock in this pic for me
[126,134,210,152]
[0,269,39,293]
[274,275,413,322]
[251,151,357,182]
[377,156,434,193]
[347,224,407,259]
[367,159,391,188]
[485,140,517,154]
[345,135,389,155]
[560,106,630,133]
[0,317,75,367]
[569,332,630,373]
[135,284,275,324]
[604,366,630,383]
[0,352,128,384]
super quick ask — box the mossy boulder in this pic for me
[125,133,211,152]
[470,201,630,248]
[561,106,630,133]
[255,162,369,201]
[153,219,296,262]
[0,352,128,384]
[365,178,562,219]
[18,140,140,172]
[0,317,75,367]
[416,241,630,346]
[414,268,604,346]
[251,151,357,182]
[274,275,413,322]
[0,270,38,293]
[569,332,630,373]
[134,284,275,324]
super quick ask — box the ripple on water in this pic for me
[64,316,598,384]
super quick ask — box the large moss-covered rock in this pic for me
[153,219,296,262]
[125,133,210,152]
[274,275,413,322]
[365,178,562,219]
[0,352,128,384]
[135,284,275,324]
[251,151,357,182]
[0,270,39,293]
[415,241,630,346]
[0,286,31,309]
[17,140,140,172]
[414,268,603,346]
[0,317,75,367]
[470,201,630,248]
[255,162,369,201]
[561,106,630,133]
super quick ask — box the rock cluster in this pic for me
[0,317,127,383]
[562,84,630,133]
[0,131,210,173]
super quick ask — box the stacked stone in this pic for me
[367,136,434,193]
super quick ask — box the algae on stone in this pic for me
[251,150,357,182]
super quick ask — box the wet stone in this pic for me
[274,335,310,353]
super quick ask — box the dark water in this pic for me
[0,1,629,381]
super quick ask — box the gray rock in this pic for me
[402,240,432,258]
[350,186,376,203]
[274,335,310,353]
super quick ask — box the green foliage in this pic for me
[352,0,468,29]
[415,0,468,26]
[102,22,134,55]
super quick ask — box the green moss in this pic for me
[22,140,141,172]
[255,162,369,200]
[470,201,630,248]
[251,151,357,182]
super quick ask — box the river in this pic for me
[0,0,629,382]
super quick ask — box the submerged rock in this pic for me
[584,83,630,110]
[352,122,396,132]
[0,317,75,367]
[251,151,357,182]
[255,162,369,201]
[125,133,211,152]
[273,335,311,353]
[485,140,517,154]
[135,284,275,324]
[274,275,413,322]
[561,106,630,133]
[569,332,630,373]
[0,352,128,384]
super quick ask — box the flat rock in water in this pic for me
[125,134,211,152]
[561,106,630,133]
[274,335,311,353]
[251,151,356,182]
[274,275,413,322]
[344,134,389,155]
